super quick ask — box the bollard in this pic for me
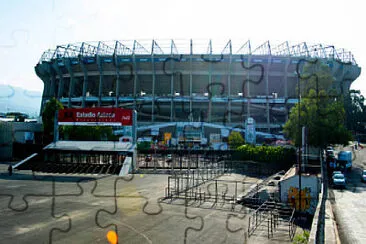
[177,177,180,198]
[168,177,170,197]
[215,180,218,203]
[248,217,251,236]
[8,165,12,176]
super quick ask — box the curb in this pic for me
[327,199,341,244]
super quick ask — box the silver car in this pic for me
[332,173,346,188]
[361,170,366,182]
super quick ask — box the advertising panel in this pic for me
[58,108,133,126]
[164,132,172,144]
[245,117,256,145]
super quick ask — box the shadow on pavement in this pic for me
[0,171,109,182]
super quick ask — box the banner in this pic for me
[58,108,133,126]
[245,117,256,145]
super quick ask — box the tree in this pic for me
[283,61,352,147]
[345,89,366,132]
[42,97,64,142]
[228,131,245,149]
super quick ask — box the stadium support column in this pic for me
[38,66,51,114]
[40,77,48,114]
[114,52,120,107]
[44,63,55,99]
[247,55,252,120]
[151,44,156,123]
[208,40,212,123]
[170,42,174,122]
[79,55,88,108]
[50,71,56,99]
[228,42,232,123]
[189,39,193,122]
[65,59,75,108]
[284,57,290,121]
[132,53,137,110]
[52,62,64,100]
[97,55,104,107]
[266,55,272,133]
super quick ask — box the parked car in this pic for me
[332,171,342,176]
[326,149,334,157]
[326,146,334,151]
[332,173,346,188]
[361,170,366,182]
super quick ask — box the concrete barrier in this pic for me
[309,154,340,244]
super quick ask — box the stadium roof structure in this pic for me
[38,39,358,65]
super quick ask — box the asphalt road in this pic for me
[329,146,366,244]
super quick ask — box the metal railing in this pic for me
[247,201,295,240]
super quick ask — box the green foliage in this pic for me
[42,98,64,141]
[60,125,118,141]
[284,61,352,147]
[137,141,152,150]
[234,144,296,164]
[292,230,309,244]
[345,89,366,132]
[228,131,245,149]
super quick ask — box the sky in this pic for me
[0,0,365,97]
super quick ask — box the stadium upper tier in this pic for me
[35,40,361,132]
[38,40,358,64]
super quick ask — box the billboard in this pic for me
[245,117,256,145]
[58,108,133,126]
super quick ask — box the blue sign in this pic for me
[245,117,256,145]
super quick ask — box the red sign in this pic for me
[58,108,133,126]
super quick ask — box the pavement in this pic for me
[328,146,366,244]
[324,199,340,244]
[309,177,340,244]
[0,164,299,244]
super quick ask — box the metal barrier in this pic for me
[288,208,297,241]
[247,201,295,240]
[13,150,128,175]
[165,162,226,199]
[248,201,272,237]
[137,150,230,170]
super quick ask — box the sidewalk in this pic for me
[309,192,340,244]
[324,199,340,244]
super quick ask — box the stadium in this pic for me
[35,39,361,146]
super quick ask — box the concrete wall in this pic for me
[12,122,43,144]
[0,122,43,161]
[280,174,320,214]
[0,122,13,160]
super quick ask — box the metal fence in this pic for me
[137,150,230,170]
[165,162,226,199]
[247,201,296,240]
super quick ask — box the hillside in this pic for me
[0,84,42,117]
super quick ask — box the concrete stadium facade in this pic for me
[35,40,361,135]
